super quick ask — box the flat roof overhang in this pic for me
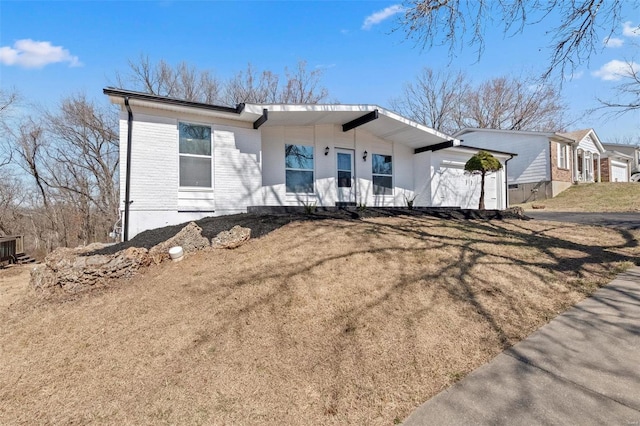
[243,104,458,150]
[103,88,459,150]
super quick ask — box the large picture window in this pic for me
[179,123,212,188]
[372,154,393,195]
[285,144,314,193]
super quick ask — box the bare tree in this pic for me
[116,56,331,106]
[398,0,630,79]
[3,92,120,252]
[0,169,27,235]
[392,70,567,132]
[596,58,640,115]
[222,63,280,105]
[0,88,20,119]
[0,88,21,168]
[43,93,119,244]
[390,68,468,134]
[279,60,329,104]
[461,76,566,131]
[114,54,223,103]
[11,117,50,208]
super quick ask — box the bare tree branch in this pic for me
[594,58,640,116]
[398,0,630,79]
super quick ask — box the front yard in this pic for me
[1,215,638,425]
[517,182,640,212]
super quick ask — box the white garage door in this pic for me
[435,165,498,209]
[611,161,628,182]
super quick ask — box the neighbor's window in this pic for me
[372,154,393,195]
[285,144,314,193]
[179,123,212,187]
[557,143,569,169]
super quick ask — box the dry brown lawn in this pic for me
[1,216,638,425]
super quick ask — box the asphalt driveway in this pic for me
[526,211,640,230]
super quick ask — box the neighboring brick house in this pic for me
[455,128,606,204]
[601,142,640,182]
[557,129,606,184]
[600,150,633,182]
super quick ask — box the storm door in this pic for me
[336,149,355,203]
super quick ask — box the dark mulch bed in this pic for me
[90,207,528,256]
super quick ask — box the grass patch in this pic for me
[516,182,640,212]
[1,217,638,425]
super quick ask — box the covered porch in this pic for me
[560,129,606,184]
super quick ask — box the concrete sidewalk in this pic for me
[403,266,640,425]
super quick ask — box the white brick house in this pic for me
[105,88,512,240]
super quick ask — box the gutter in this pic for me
[504,154,516,208]
[124,97,133,242]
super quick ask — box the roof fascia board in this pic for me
[455,127,557,138]
[453,145,517,157]
[103,87,244,115]
[113,97,256,123]
[550,133,576,143]
[604,150,634,160]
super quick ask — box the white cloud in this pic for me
[572,70,584,79]
[0,39,81,69]
[362,4,403,30]
[592,59,639,81]
[603,37,624,48]
[622,21,639,37]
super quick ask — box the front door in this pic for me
[336,149,355,203]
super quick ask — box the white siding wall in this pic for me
[413,151,432,207]
[461,131,550,184]
[429,149,506,209]
[120,106,261,239]
[578,135,598,153]
[261,125,416,208]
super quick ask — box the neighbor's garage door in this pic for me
[611,161,628,182]
[435,165,498,209]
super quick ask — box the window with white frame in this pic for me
[179,123,212,188]
[372,154,393,195]
[557,143,569,169]
[285,144,314,193]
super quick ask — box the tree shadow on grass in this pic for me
[169,213,638,422]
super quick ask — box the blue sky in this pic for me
[1,1,638,141]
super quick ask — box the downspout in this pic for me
[123,97,133,242]
[504,155,515,208]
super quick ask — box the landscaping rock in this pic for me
[30,245,150,293]
[29,222,247,294]
[211,225,251,249]
[148,222,209,263]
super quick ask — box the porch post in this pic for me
[596,153,601,182]
[573,146,579,183]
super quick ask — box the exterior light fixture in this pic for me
[363,150,368,161]
[325,146,330,156]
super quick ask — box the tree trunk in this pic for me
[479,171,486,210]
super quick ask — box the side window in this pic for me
[285,144,314,193]
[179,123,212,188]
[557,143,568,169]
[372,154,393,195]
